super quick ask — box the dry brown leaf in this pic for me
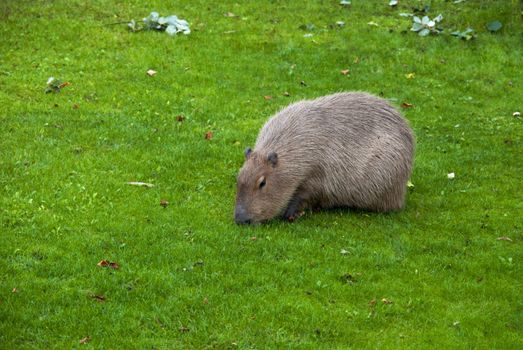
[264,95,273,100]
[79,337,91,344]
[160,199,169,208]
[204,131,213,140]
[97,260,119,269]
[369,298,376,306]
[401,102,413,108]
[12,287,17,293]
[58,82,71,89]
[90,294,106,302]
[97,260,109,267]
[176,115,185,122]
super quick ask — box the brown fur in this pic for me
[234,92,415,224]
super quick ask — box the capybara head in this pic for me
[235,147,290,224]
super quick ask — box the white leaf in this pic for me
[127,181,155,188]
[165,25,177,35]
[418,28,430,36]
[411,22,424,31]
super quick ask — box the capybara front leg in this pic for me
[283,194,305,222]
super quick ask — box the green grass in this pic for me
[1,0,522,348]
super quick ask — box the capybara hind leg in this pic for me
[372,185,406,212]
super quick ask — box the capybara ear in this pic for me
[267,152,278,166]
[245,147,252,159]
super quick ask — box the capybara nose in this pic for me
[234,206,252,225]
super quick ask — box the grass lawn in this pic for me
[1,0,522,348]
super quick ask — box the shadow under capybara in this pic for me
[234,92,415,224]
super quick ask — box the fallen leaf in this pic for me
[97,260,119,269]
[340,69,350,75]
[389,0,398,6]
[340,0,351,6]
[72,103,80,109]
[369,299,377,306]
[486,20,502,32]
[224,12,237,18]
[126,181,154,188]
[250,236,257,241]
[340,273,357,284]
[497,236,512,242]
[160,199,169,208]
[513,112,521,117]
[340,249,349,255]
[146,69,157,76]
[176,114,185,122]
[97,260,109,267]
[109,262,120,269]
[90,294,106,302]
[405,73,415,79]
[381,298,393,304]
[45,77,70,93]
[79,337,91,344]
[263,95,273,100]
[12,288,17,293]
[204,131,213,140]
[447,172,455,180]
[282,91,290,97]
[367,21,379,27]
[407,180,415,188]
[401,102,413,108]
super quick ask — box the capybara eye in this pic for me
[258,177,266,189]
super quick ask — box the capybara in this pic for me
[234,92,415,224]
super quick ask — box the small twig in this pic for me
[103,20,131,26]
